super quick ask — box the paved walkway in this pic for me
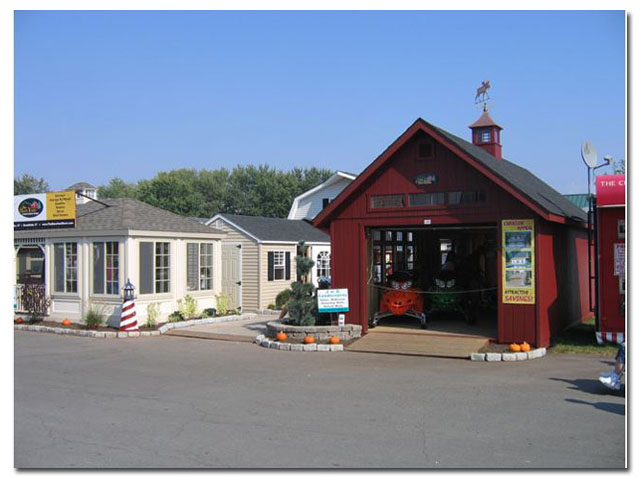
[164,315,274,342]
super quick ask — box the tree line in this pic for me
[14,166,335,218]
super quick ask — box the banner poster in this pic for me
[14,191,76,230]
[502,219,535,304]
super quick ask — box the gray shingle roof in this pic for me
[217,214,329,243]
[428,121,588,222]
[73,198,222,234]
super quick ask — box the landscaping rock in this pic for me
[485,353,502,362]
[104,332,117,338]
[117,332,129,338]
[255,335,265,344]
[502,353,517,362]
[150,331,161,336]
[279,343,291,351]
[329,344,343,352]
[515,352,528,361]
[128,332,140,338]
[290,344,304,352]
[303,343,317,352]
[317,344,331,352]
[470,353,486,361]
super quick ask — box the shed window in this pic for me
[268,251,291,281]
[479,130,491,143]
[187,242,214,291]
[93,241,119,295]
[139,242,171,294]
[371,194,405,209]
[54,242,78,293]
[316,251,331,280]
[418,142,434,159]
[449,191,486,205]
[372,229,415,284]
[409,193,445,207]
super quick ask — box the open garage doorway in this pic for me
[366,225,498,340]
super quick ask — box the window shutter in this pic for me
[285,252,291,280]
[139,242,154,294]
[186,243,198,291]
[268,252,274,281]
[93,243,104,294]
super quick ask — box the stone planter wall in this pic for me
[266,321,362,341]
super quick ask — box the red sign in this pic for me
[596,175,625,207]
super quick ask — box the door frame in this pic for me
[222,242,243,311]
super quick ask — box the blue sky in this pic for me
[14,10,625,194]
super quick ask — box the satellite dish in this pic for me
[581,140,598,168]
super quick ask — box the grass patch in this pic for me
[549,318,619,355]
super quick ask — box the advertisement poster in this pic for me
[502,219,535,304]
[317,289,349,313]
[14,191,76,230]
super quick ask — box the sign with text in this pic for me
[317,288,349,313]
[502,219,535,304]
[14,191,76,230]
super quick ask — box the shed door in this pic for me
[222,243,242,310]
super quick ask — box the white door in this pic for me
[222,243,242,310]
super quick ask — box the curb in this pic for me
[470,347,546,361]
[13,313,258,339]
[254,334,343,352]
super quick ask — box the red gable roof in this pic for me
[313,118,584,229]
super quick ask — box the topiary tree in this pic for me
[287,243,317,326]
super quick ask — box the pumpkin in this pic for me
[276,331,288,342]
[329,336,341,345]
[520,342,531,352]
[509,343,521,352]
[15,318,24,324]
[61,318,72,326]
[303,335,316,344]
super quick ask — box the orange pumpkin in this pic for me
[329,336,341,345]
[276,331,288,342]
[61,318,72,326]
[509,343,521,352]
[15,318,24,324]
[520,342,531,352]
[303,335,316,344]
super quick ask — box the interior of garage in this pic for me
[366,225,498,339]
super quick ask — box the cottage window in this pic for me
[187,242,214,291]
[480,130,491,143]
[139,242,171,294]
[93,242,119,295]
[316,251,331,280]
[54,242,77,293]
[268,251,291,281]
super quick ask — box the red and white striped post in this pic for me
[120,279,139,332]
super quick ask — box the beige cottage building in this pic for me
[205,214,330,312]
[14,198,226,326]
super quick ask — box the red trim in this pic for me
[313,118,566,229]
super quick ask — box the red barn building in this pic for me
[595,174,626,344]
[314,113,590,348]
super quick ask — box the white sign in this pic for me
[423,219,431,224]
[338,314,345,326]
[317,289,349,313]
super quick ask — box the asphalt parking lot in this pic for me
[14,331,626,469]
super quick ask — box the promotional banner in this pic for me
[502,219,535,304]
[14,191,76,230]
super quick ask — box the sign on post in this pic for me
[14,191,76,230]
[317,289,349,313]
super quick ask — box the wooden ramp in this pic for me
[345,330,489,359]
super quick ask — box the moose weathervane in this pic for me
[475,80,491,105]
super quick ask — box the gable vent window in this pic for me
[371,194,405,209]
[449,191,486,205]
[418,142,434,160]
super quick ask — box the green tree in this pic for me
[14,174,49,195]
[286,243,317,326]
[98,178,138,199]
